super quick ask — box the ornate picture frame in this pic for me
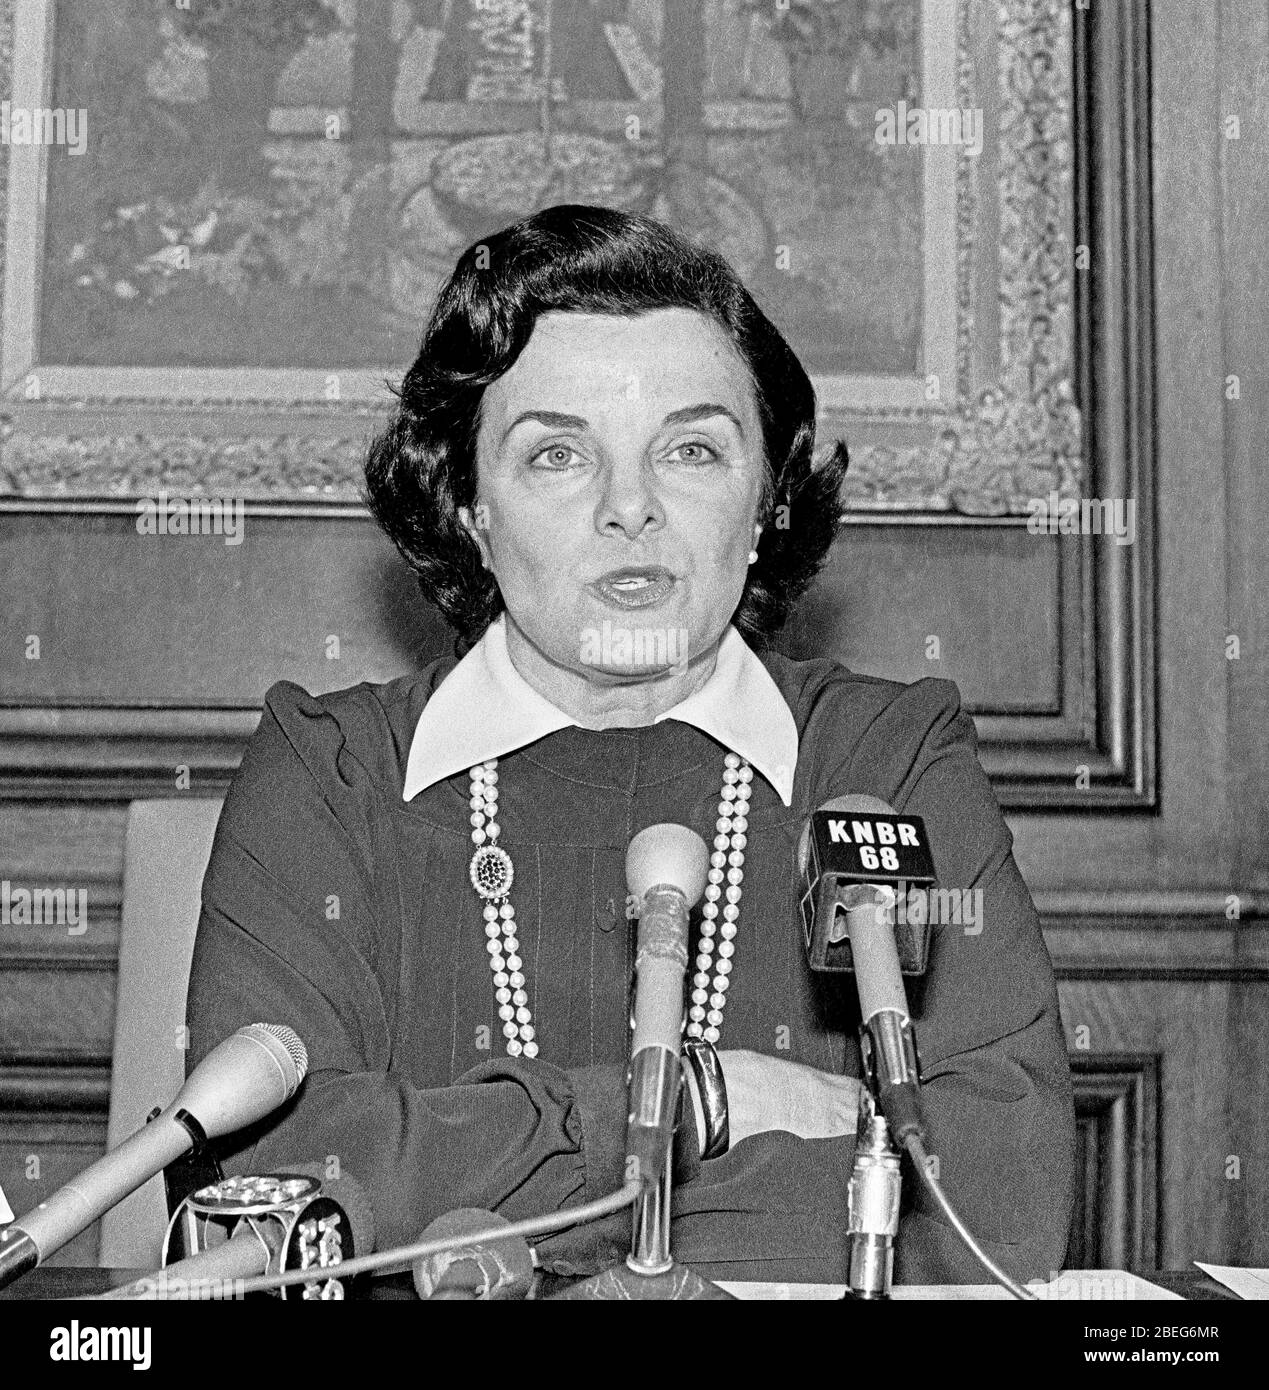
[0,0,1082,514]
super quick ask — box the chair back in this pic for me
[99,798,222,1268]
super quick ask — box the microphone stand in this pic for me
[553,1061,732,1300]
[843,1034,902,1300]
[627,1073,675,1278]
[844,1093,901,1299]
[555,826,732,1300]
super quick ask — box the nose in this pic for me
[593,458,666,541]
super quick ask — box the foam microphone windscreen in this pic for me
[413,1208,534,1300]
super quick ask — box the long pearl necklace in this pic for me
[468,752,753,1057]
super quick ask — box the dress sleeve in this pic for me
[847,677,1077,1283]
[185,682,693,1276]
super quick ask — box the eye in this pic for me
[665,440,721,465]
[529,442,585,470]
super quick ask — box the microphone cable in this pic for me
[903,1134,1037,1300]
[142,1180,641,1299]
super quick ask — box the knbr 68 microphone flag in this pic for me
[798,804,937,975]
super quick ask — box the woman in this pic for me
[187,203,1075,1285]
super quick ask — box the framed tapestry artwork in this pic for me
[1,0,1082,513]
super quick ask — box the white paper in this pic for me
[0,1179,14,1225]
[1194,1262,1269,1300]
[715,1281,845,1300]
[1029,1270,1183,1301]
[717,1270,1182,1300]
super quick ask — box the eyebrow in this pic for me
[499,402,745,445]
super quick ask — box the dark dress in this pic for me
[185,648,1076,1284]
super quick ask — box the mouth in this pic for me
[588,566,677,610]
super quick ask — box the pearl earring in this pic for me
[747,548,759,565]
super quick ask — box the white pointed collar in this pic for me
[402,614,797,807]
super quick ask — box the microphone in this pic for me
[800,795,934,1300]
[413,1209,534,1300]
[0,1023,307,1291]
[98,1163,372,1301]
[798,795,931,1144]
[624,824,710,1186]
[552,824,731,1302]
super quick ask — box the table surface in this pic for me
[0,1266,1245,1301]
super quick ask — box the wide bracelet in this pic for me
[682,1037,729,1160]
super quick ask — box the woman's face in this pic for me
[465,308,766,689]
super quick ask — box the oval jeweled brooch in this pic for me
[469,844,514,899]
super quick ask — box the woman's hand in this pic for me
[716,1049,863,1148]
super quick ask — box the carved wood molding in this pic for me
[1041,889,1269,980]
[1047,925,1269,982]
[980,0,1156,809]
[1038,889,1269,921]
[0,892,120,970]
[0,706,256,800]
[0,1062,111,1113]
[1067,1052,1160,1271]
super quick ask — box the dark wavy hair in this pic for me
[364,203,848,648]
